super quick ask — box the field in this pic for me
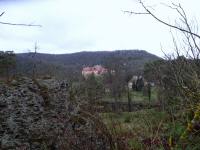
[103,87,158,104]
[100,109,186,149]
[99,88,189,149]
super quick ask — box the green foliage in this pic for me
[144,59,165,83]
[124,115,132,123]
[144,57,200,148]
[144,58,197,109]
[101,109,169,149]
[84,74,105,102]
[128,139,144,150]
[0,51,16,81]
[165,122,185,139]
[0,51,16,70]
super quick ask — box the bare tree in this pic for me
[124,1,200,58]
[125,0,200,145]
[32,42,38,79]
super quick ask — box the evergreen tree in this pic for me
[0,51,16,82]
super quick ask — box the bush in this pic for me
[124,115,132,123]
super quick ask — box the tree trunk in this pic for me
[127,87,132,112]
[6,67,9,83]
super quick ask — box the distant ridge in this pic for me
[16,49,161,79]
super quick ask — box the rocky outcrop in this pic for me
[0,77,112,150]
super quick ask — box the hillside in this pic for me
[16,50,161,79]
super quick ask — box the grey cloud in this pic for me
[0,0,200,57]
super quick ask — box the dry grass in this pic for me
[100,109,174,150]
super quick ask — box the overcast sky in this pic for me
[0,0,199,57]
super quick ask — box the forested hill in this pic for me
[16,50,161,78]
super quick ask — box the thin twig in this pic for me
[0,11,41,27]
[123,10,149,15]
[0,21,42,27]
[128,0,200,39]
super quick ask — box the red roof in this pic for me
[82,65,107,75]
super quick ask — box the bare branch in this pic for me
[177,4,200,53]
[129,0,200,39]
[0,12,5,17]
[123,10,149,15]
[160,2,177,10]
[0,11,41,27]
[0,21,42,27]
[170,30,180,57]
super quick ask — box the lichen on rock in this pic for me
[0,77,112,150]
